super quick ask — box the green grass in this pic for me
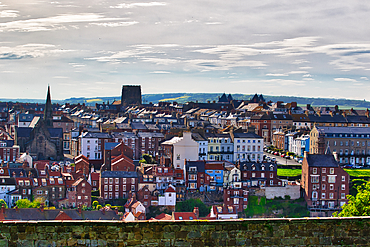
[344,169,370,177]
[277,169,302,177]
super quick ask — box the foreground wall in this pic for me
[0,217,370,246]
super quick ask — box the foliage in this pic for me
[111,206,124,212]
[146,206,173,219]
[91,190,100,197]
[92,201,99,209]
[334,180,370,217]
[0,199,7,209]
[277,169,302,177]
[245,196,309,218]
[245,196,266,217]
[140,154,156,164]
[105,204,112,208]
[350,179,367,196]
[344,169,370,178]
[15,198,46,209]
[175,199,210,217]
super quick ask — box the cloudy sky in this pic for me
[1,0,370,100]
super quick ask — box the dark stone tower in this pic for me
[44,85,53,128]
[121,85,142,107]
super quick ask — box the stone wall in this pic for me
[1,217,370,246]
[265,185,300,200]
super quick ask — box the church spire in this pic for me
[44,85,53,128]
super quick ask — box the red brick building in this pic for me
[223,188,248,212]
[301,152,349,216]
[240,162,282,188]
[67,177,92,208]
[100,171,139,200]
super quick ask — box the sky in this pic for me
[1,0,370,101]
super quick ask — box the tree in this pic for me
[16,199,33,208]
[140,154,155,164]
[0,199,7,208]
[334,180,370,217]
[175,199,210,217]
[92,201,99,209]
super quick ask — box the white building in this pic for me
[79,132,111,160]
[158,184,176,206]
[0,177,16,207]
[162,132,199,170]
[233,132,263,162]
[192,133,208,160]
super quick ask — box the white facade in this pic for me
[0,185,15,207]
[233,133,263,162]
[79,133,102,160]
[173,132,199,170]
[197,140,208,160]
[158,185,176,206]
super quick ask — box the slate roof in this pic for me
[185,161,205,173]
[48,128,63,138]
[81,132,112,139]
[0,208,120,221]
[137,132,164,138]
[101,171,139,178]
[16,127,32,138]
[305,154,339,167]
[316,126,370,135]
[233,132,263,139]
[104,142,120,151]
[239,162,277,171]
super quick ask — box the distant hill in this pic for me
[1,93,370,110]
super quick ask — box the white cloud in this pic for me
[90,21,138,27]
[110,2,167,9]
[266,73,288,76]
[0,14,125,32]
[361,77,369,80]
[150,71,170,73]
[0,10,19,18]
[334,78,357,82]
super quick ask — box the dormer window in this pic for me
[261,165,265,171]
[252,165,256,170]
[19,181,24,186]
[0,169,3,174]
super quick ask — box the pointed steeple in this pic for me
[44,85,53,128]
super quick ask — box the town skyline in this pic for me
[1,0,370,100]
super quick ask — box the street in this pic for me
[264,151,300,166]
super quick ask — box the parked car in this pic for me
[343,164,353,169]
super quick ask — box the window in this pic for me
[329,193,334,199]
[252,173,255,178]
[104,185,108,191]
[322,176,326,181]
[131,185,135,191]
[109,185,112,191]
[322,193,325,199]
[115,178,119,184]
[342,176,345,182]
[270,173,273,178]
[313,168,317,174]
[122,178,126,184]
[123,185,126,191]
[109,178,113,184]
[341,184,345,190]
[330,184,334,190]
[322,168,326,173]
[322,184,326,190]
[328,176,336,183]
[131,178,135,184]
[311,176,319,183]
[341,193,346,199]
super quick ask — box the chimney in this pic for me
[193,207,199,219]
[40,203,44,213]
[333,151,338,161]
[78,205,82,214]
